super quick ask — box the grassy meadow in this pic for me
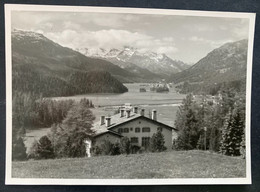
[12,150,246,179]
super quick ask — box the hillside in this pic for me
[77,47,189,77]
[12,150,245,179]
[12,29,130,96]
[170,39,248,94]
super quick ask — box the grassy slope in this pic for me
[12,150,246,179]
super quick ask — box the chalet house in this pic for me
[91,106,178,150]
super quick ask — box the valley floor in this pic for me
[12,150,246,179]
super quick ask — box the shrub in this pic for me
[119,137,131,154]
[12,137,27,161]
[97,140,124,156]
[91,146,102,156]
[111,142,121,155]
[100,140,114,155]
[131,145,141,154]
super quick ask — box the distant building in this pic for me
[91,106,178,151]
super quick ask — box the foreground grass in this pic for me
[12,150,246,179]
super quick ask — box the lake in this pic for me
[54,83,186,127]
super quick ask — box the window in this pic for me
[142,127,150,132]
[118,128,123,133]
[157,127,162,132]
[142,137,150,148]
[135,127,140,133]
[124,128,129,133]
[131,137,138,143]
[130,128,133,131]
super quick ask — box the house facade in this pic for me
[91,106,178,150]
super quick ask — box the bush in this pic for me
[91,146,102,156]
[131,145,141,154]
[97,140,125,156]
[119,137,131,155]
[111,142,121,155]
[12,137,27,161]
[100,140,114,155]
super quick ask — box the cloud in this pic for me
[232,26,249,40]
[190,36,205,42]
[189,36,233,48]
[45,29,178,56]
[12,11,140,32]
[89,14,139,28]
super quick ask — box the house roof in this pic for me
[92,112,177,136]
[94,130,123,138]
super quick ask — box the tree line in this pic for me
[176,79,246,96]
[173,88,245,157]
[13,66,128,98]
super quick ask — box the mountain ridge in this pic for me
[12,29,131,96]
[170,39,248,94]
[76,46,189,76]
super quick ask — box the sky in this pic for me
[11,11,249,63]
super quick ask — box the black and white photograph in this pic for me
[5,4,255,185]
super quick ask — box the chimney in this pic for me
[120,109,125,117]
[100,115,105,125]
[126,109,131,118]
[140,108,145,116]
[133,106,138,113]
[105,117,111,127]
[152,109,157,121]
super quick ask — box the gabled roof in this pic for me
[94,130,123,138]
[92,112,177,135]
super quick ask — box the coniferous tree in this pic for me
[173,94,200,150]
[37,135,55,159]
[220,109,244,156]
[150,130,167,152]
[196,135,204,150]
[220,110,232,155]
[240,132,246,159]
[27,136,55,159]
[51,103,95,158]
[229,110,244,156]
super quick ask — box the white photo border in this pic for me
[5,4,256,185]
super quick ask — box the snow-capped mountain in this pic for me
[76,46,189,76]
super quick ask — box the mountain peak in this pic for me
[12,29,46,41]
[77,46,189,75]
